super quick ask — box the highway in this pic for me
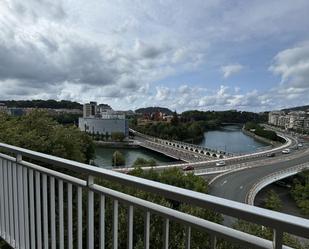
[209,145,309,203]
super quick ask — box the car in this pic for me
[298,143,303,148]
[282,149,290,154]
[215,161,226,166]
[267,153,275,157]
[183,165,194,171]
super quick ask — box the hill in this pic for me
[281,105,309,112]
[135,107,173,115]
[1,99,83,109]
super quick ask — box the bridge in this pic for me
[130,128,234,163]
[0,142,309,249]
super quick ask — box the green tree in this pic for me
[111,132,125,141]
[112,150,125,166]
[264,190,282,211]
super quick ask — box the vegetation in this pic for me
[291,171,309,216]
[135,106,173,115]
[132,157,157,167]
[234,220,308,249]
[1,99,82,109]
[264,190,282,211]
[91,167,223,248]
[52,113,81,125]
[0,110,95,163]
[112,150,125,166]
[181,110,267,123]
[111,132,126,142]
[132,110,268,142]
[244,122,285,142]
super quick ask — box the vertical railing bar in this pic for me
[28,169,36,249]
[88,176,94,249]
[100,195,105,249]
[185,226,191,249]
[127,205,133,249]
[3,160,10,242]
[210,234,217,249]
[0,159,4,238]
[144,211,150,249]
[273,229,283,249]
[113,199,119,249]
[163,218,169,249]
[23,166,30,249]
[17,154,25,247]
[8,161,15,246]
[77,186,83,249]
[50,177,56,249]
[35,171,42,249]
[58,179,64,249]
[68,183,73,249]
[42,174,49,249]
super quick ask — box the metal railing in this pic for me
[0,142,308,249]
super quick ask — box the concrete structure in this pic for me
[0,103,7,113]
[79,117,128,136]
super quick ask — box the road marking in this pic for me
[221,180,227,186]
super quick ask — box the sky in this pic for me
[0,0,309,112]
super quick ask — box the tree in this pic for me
[170,111,179,126]
[111,132,125,142]
[264,190,282,211]
[0,111,95,163]
[132,158,157,167]
[112,150,125,166]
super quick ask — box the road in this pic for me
[209,147,309,203]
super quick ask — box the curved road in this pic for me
[209,147,309,203]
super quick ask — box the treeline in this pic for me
[291,171,309,216]
[181,110,267,123]
[0,110,94,163]
[1,99,82,109]
[133,121,205,141]
[244,122,285,143]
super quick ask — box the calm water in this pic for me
[198,125,268,154]
[94,147,176,168]
[95,125,268,168]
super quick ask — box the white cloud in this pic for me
[221,64,244,79]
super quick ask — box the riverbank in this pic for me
[94,140,140,148]
[242,127,280,146]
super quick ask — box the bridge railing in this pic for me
[0,142,308,249]
[247,163,309,205]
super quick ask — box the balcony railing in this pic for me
[0,142,308,249]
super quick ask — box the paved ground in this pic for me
[208,148,309,203]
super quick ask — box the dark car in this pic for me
[267,153,275,157]
[183,165,194,171]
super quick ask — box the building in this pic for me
[79,117,128,136]
[268,110,309,132]
[83,102,97,118]
[79,101,128,137]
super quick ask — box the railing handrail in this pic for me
[0,142,308,239]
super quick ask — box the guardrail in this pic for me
[247,163,309,205]
[0,142,308,249]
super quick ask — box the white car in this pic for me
[216,161,226,166]
[297,143,303,148]
[282,149,290,154]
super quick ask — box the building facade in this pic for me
[79,101,128,137]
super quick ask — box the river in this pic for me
[198,125,268,154]
[94,125,268,168]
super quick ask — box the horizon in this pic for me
[2,99,309,113]
[0,1,309,112]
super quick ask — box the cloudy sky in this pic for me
[1,0,309,112]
